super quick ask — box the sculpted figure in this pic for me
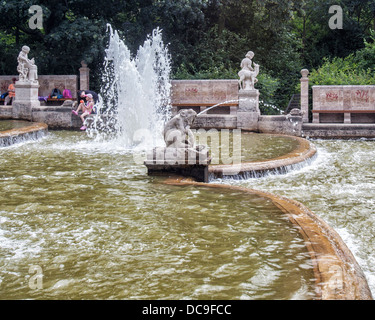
[238,51,259,90]
[17,46,38,82]
[164,109,197,149]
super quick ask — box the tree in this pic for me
[292,0,375,69]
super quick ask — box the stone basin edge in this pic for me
[208,134,317,177]
[163,177,373,300]
[0,122,48,147]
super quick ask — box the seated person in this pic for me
[75,90,99,114]
[78,90,98,104]
[72,93,94,131]
[4,78,16,105]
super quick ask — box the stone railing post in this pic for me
[79,61,90,91]
[300,69,309,123]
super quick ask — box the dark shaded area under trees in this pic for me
[1,0,374,113]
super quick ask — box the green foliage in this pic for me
[308,32,375,86]
[257,73,283,115]
[0,0,374,106]
[292,0,375,69]
[355,29,375,71]
[309,57,375,85]
[173,63,238,80]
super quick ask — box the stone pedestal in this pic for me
[12,81,40,121]
[237,89,260,131]
[144,146,211,183]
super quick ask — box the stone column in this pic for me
[300,69,309,123]
[312,86,320,124]
[79,61,90,91]
[12,80,40,121]
[237,89,260,131]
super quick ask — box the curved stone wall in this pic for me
[209,135,317,179]
[164,177,373,300]
[0,122,48,147]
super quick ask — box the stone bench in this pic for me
[40,98,75,106]
[1,98,74,108]
[312,86,375,124]
[312,109,375,124]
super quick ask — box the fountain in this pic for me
[89,24,172,148]
[0,26,373,300]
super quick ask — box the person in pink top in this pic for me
[72,93,94,130]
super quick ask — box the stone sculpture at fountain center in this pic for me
[17,46,38,83]
[164,109,197,149]
[145,108,211,182]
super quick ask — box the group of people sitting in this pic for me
[2,78,97,132]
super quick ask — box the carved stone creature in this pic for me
[164,109,197,149]
[289,108,304,116]
[17,46,38,83]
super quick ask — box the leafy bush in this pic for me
[355,30,375,72]
[257,73,283,115]
[308,32,375,86]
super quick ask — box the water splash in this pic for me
[88,24,172,149]
[197,100,239,116]
[196,99,284,116]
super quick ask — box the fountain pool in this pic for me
[197,131,300,164]
[0,25,372,300]
[0,131,317,299]
[222,138,375,296]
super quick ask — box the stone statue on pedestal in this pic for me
[237,51,261,131]
[238,51,259,90]
[12,45,40,121]
[145,108,211,182]
[17,46,38,83]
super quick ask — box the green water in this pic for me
[0,132,316,300]
[239,133,300,162]
[196,131,300,164]
[0,120,34,132]
[226,139,375,296]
